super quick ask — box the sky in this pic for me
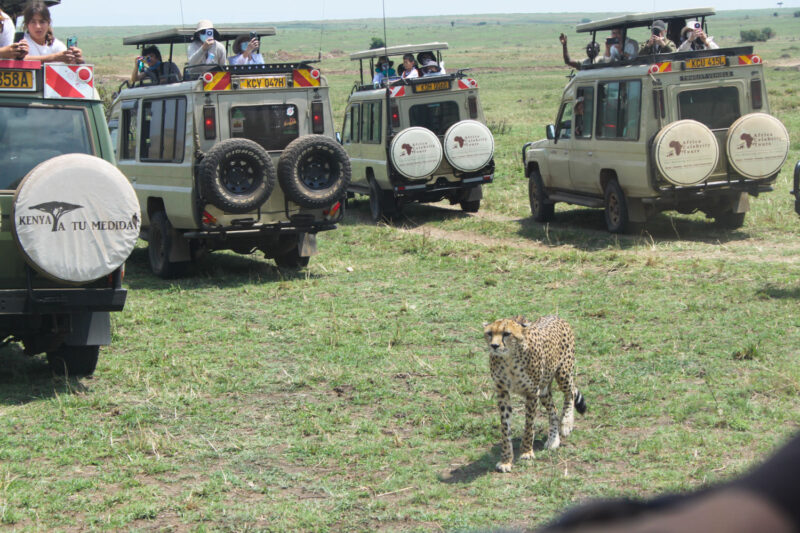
[48,0,800,27]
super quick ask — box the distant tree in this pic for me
[477,21,487,26]
[581,17,591,23]
[773,11,779,16]
[763,27,776,38]
[794,10,800,17]
[369,37,385,50]
[740,28,775,42]
[451,21,455,27]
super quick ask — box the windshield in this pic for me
[0,106,93,190]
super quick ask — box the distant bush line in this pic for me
[740,27,775,42]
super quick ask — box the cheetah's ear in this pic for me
[512,315,532,328]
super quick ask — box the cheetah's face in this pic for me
[484,318,527,355]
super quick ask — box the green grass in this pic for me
[2,9,800,532]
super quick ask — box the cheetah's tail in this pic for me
[574,390,587,415]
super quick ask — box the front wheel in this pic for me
[529,170,554,222]
[604,180,629,233]
[47,345,100,376]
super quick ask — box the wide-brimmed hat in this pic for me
[376,55,394,67]
[651,19,666,32]
[195,20,214,32]
[682,20,702,36]
[421,58,439,69]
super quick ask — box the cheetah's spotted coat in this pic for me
[484,315,587,472]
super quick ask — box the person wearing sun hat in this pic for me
[639,19,676,55]
[677,19,719,52]
[187,19,227,66]
[371,55,396,84]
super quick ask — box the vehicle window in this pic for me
[231,104,299,151]
[575,87,594,139]
[678,87,740,130]
[360,101,381,144]
[121,104,138,160]
[596,80,642,140]
[556,103,572,140]
[107,117,120,159]
[0,105,92,190]
[409,101,460,136]
[351,104,361,143]
[342,107,352,144]
[140,98,186,162]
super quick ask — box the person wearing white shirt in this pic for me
[187,20,226,67]
[677,20,719,52]
[398,54,419,79]
[21,2,83,64]
[229,34,264,66]
[0,9,29,59]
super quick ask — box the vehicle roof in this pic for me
[576,7,715,32]
[122,26,277,46]
[1,0,59,20]
[350,42,449,60]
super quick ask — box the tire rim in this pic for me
[607,192,621,227]
[222,158,258,194]
[299,153,338,191]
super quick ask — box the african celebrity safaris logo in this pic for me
[18,201,140,233]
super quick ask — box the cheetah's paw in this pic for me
[495,461,513,473]
[519,450,535,461]
[544,434,561,450]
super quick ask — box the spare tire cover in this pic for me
[726,113,789,179]
[389,127,443,180]
[11,154,141,284]
[443,120,494,172]
[653,119,719,186]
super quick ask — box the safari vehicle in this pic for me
[343,43,494,221]
[108,27,349,277]
[523,8,790,233]
[0,59,139,376]
[793,161,800,216]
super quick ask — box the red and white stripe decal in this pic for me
[389,86,405,98]
[738,54,762,65]
[44,64,94,99]
[457,78,478,89]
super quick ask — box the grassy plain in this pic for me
[2,10,800,532]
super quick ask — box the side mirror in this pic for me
[546,125,556,140]
[336,131,342,144]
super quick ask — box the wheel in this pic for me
[715,211,746,229]
[529,170,554,222]
[47,345,100,376]
[274,247,310,268]
[603,180,629,233]
[277,135,351,208]
[368,178,397,222]
[198,138,276,214]
[460,200,481,213]
[148,211,186,278]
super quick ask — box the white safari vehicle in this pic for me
[342,43,495,221]
[524,8,790,232]
[108,27,349,277]
[1,58,139,375]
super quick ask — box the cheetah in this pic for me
[483,315,587,473]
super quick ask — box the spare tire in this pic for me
[199,138,276,214]
[389,127,443,180]
[277,135,351,209]
[443,120,494,172]
[11,154,140,284]
[653,119,719,186]
[726,113,789,180]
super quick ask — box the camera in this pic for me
[204,29,215,39]
[693,21,702,29]
[249,31,258,40]
[651,27,662,35]
[606,37,619,45]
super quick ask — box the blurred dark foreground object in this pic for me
[539,432,800,533]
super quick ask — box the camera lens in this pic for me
[694,22,701,29]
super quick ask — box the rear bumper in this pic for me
[0,287,127,316]
[394,174,493,197]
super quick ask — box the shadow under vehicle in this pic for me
[523,7,790,233]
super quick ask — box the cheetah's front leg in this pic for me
[519,394,539,461]
[496,388,514,473]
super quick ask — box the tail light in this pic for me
[750,79,763,109]
[311,101,324,134]
[468,96,478,119]
[391,102,400,128]
[203,106,216,140]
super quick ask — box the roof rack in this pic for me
[122,26,277,46]
[576,7,715,32]
[349,42,449,61]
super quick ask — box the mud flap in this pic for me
[627,197,647,223]
[168,228,191,262]
[464,185,483,202]
[298,232,317,257]
[732,192,750,214]
[64,312,111,346]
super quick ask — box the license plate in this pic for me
[0,70,35,91]
[685,56,726,69]
[412,80,451,93]
[238,76,287,89]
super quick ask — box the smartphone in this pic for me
[249,31,258,40]
[606,37,618,45]
[66,36,77,48]
[204,29,215,40]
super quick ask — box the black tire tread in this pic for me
[277,135,351,209]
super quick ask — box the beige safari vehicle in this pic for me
[343,43,495,221]
[108,27,350,277]
[1,58,139,376]
[524,8,790,232]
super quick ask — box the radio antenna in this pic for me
[178,0,187,57]
[318,0,326,62]
[381,0,389,52]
